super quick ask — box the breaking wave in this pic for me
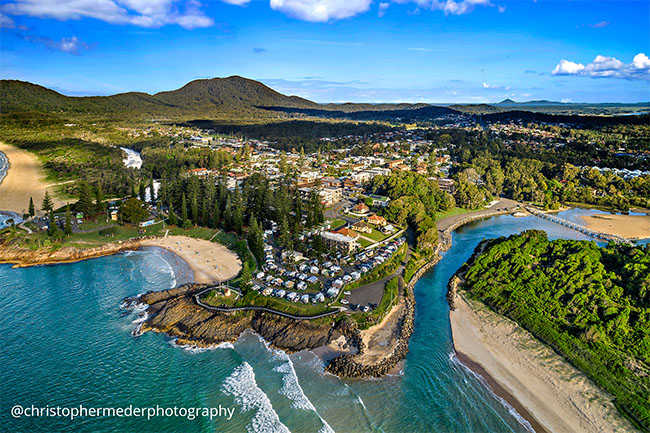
[222,362,291,433]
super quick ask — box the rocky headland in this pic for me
[126,283,356,352]
[0,238,146,267]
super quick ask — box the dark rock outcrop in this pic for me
[128,284,348,352]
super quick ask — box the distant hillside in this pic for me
[153,76,317,111]
[2,77,648,120]
[0,76,318,117]
[449,103,501,114]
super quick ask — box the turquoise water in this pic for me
[0,212,626,432]
[0,151,7,185]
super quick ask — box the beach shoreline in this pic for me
[449,292,635,433]
[0,235,242,286]
[141,235,242,284]
[580,213,650,239]
[0,141,66,215]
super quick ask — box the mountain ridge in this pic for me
[1,77,648,119]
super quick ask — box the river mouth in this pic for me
[1,208,641,432]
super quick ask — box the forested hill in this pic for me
[0,77,319,116]
[1,77,462,121]
[2,77,647,120]
[458,230,650,430]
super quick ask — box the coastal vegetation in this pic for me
[458,230,650,430]
[370,171,456,252]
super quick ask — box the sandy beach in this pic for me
[450,293,635,433]
[0,142,66,215]
[355,300,404,364]
[141,235,242,284]
[580,213,650,239]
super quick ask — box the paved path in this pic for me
[193,286,343,320]
[436,198,522,233]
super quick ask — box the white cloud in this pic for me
[589,20,609,28]
[21,33,90,54]
[58,35,82,53]
[632,53,650,69]
[0,13,16,28]
[378,2,390,17]
[270,0,372,21]
[430,0,492,16]
[266,0,496,21]
[482,82,509,90]
[552,59,585,75]
[1,0,214,29]
[3,0,502,25]
[552,53,650,80]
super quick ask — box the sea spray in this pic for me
[222,362,291,433]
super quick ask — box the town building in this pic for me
[436,178,455,194]
[321,231,358,253]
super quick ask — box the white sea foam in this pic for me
[222,362,291,433]
[270,351,335,432]
[145,248,177,288]
[449,352,535,433]
[131,311,148,324]
[169,339,234,354]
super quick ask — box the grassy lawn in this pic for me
[433,207,478,222]
[201,290,335,316]
[11,220,225,250]
[357,238,373,248]
[202,290,238,307]
[363,228,390,242]
[329,218,346,229]
[78,220,118,231]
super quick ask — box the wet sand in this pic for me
[580,213,650,239]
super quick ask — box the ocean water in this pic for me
[0,150,8,185]
[0,211,23,229]
[0,211,628,432]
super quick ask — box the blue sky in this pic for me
[1,0,649,103]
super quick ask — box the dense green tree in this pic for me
[239,261,252,293]
[462,231,650,429]
[77,182,95,217]
[181,193,188,223]
[119,197,148,224]
[41,190,53,213]
[28,197,35,217]
[64,204,72,235]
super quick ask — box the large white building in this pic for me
[321,231,357,253]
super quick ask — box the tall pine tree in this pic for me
[41,190,53,213]
[64,204,72,235]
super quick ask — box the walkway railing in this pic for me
[193,286,341,320]
[526,207,633,244]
